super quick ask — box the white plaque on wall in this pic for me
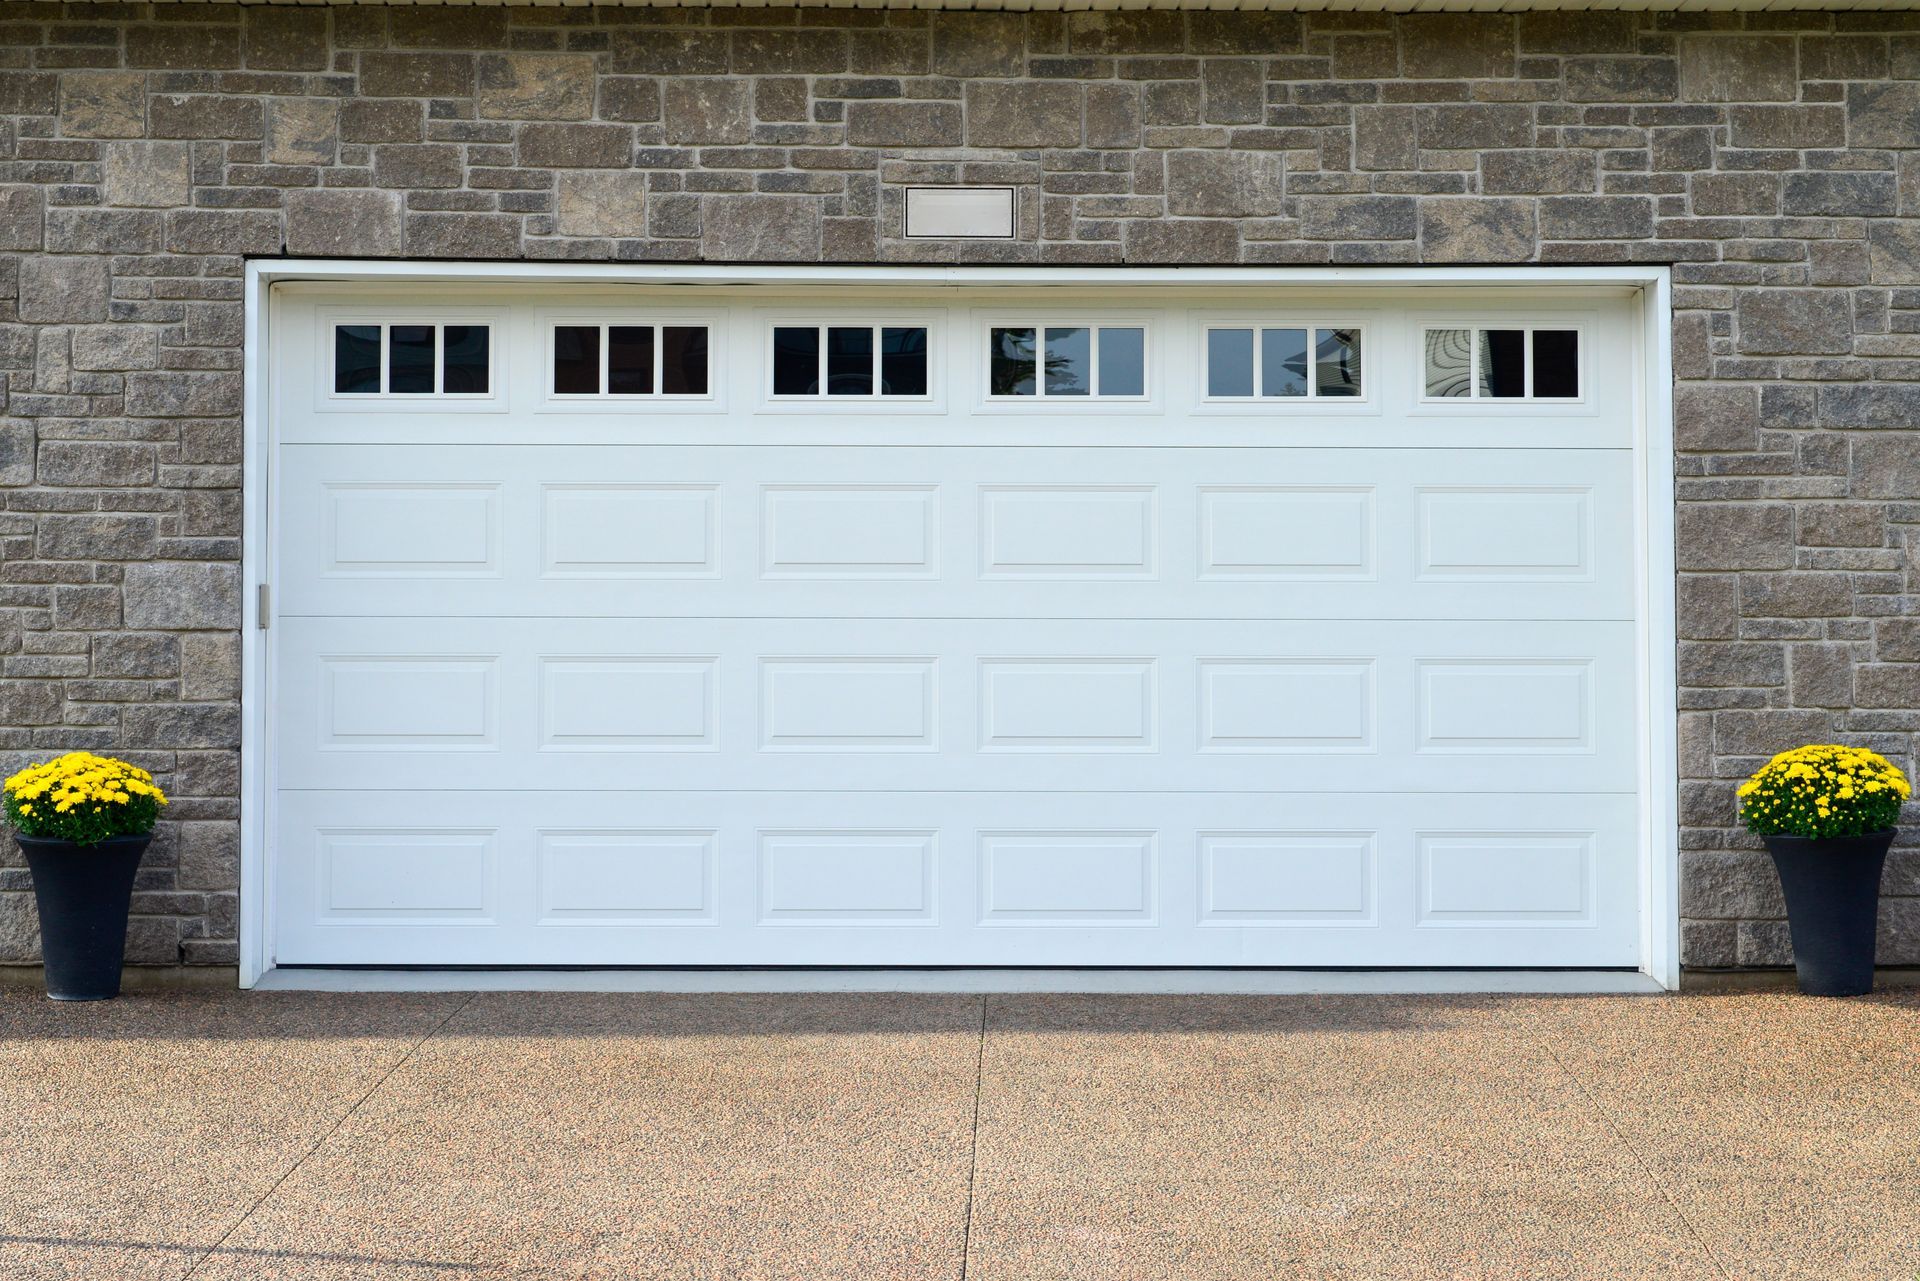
[903,187,1017,240]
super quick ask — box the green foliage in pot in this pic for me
[1738,744,1910,840]
[3,752,168,846]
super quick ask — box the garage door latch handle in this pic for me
[257,583,270,630]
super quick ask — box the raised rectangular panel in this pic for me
[980,833,1154,922]
[323,483,499,576]
[538,830,714,921]
[1200,833,1375,922]
[762,659,936,750]
[1418,488,1592,580]
[543,484,716,578]
[981,486,1155,579]
[758,832,935,921]
[1418,833,1594,923]
[1418,660,1592,753]
[1199,487,1373,579]
[320,830,490,920]
[540,658,715,750]
[321,658,495,749]
[903,186,1016,239]
[1200,660,1374,753]
[980,660,1155,751]
[763,485,936,578]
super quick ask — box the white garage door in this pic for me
[267,281,1650,968]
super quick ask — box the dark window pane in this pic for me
[389,325,435,394]
[881,327,928,396]
[1098,327,1145,397]
[553,325,600,395]
[1314,328,1362,398]
[608,326,654,395]
[1261,328,1308,397]
[773,326,819,395]
[826,326,873,396]
[990,327,1036,396]
[661,326,709,395]
[1044,326,1091,396]
[1479,329,1525,398]
[334,324,381,394]
[441,325,489,394]
[1207,329,1254,397]
[1532,330,1579,398]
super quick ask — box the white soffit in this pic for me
[124,0,1920,12]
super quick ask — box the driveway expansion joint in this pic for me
[179,992,479,1281]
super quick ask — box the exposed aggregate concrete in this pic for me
[1,988,1916,1280]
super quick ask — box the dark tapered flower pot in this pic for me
[17,833,149,1001]
[1763,830,1894,998]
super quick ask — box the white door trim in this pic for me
[239,261,1678,990]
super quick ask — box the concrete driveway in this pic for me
[0,988,1915,1281]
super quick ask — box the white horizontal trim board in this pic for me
[143,0,1920,12]
[241,261,1678,993]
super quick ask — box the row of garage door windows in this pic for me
[331,322,1581,404]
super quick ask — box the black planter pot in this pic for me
[17,832,150,1001]
[1763,829,1894,998]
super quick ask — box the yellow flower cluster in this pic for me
[5,752,166,816]
[1738,744,1910,840]
[3,752,167,845]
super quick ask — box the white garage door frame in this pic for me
[236,260,1678,991]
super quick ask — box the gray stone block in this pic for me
[1419,197,1538,262]
[123,563,241,631]
[165,211,284,257]
[264,99,338,168]
[1565,57,1678,103]
[1123,218,1239,263]
[1166,151,1284,218]
[1400,15,1514,79]
[664,80,754,146]
[1300,194,1417,240]
[286,190,404,258]
[477,53,596,121]
[374,144,464,190]
[1848,82,1920,151]
[846,101,963,148]
[358,52,475,99]
[554,171,647,238]
[966,82,1083,149]
[1675,505,1794,571]
[19,257,110,325]
[519,123,633,169]
[1737,290,1852,356]
[1538,195,1653,240]
[1480,151,1595,196]
[1783,172,1898,219]
[58,71,145,139]
[1679,35,1798,103]
[37,443,155,489]
[406,213,523,259]
[932,13,1025,78]
[701,194,823,260]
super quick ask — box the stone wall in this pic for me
[0,1,1917,969]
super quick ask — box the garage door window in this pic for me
[1204,326,1363,400]
[1423,327,1580,401]
[771,325,929,398]
[333,322,491,397]
[551,324,710,398]
[989,325,1146,399]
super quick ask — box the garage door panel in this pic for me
[276,617,1637,795]
[270,789,1640,966]
[275,444,1634,622]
